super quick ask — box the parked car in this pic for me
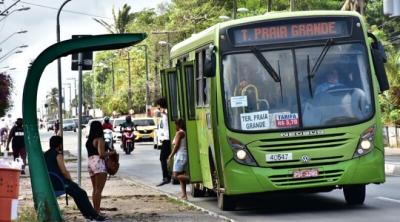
[84,118,104,138]
[112,117,126,142]
[63,119,77,132]
[132,118,156,141]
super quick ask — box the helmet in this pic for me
[104,116,110,123]
[125,115,131,123]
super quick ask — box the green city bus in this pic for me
[161,11,389,210]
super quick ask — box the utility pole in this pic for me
[127,53,132,109]
[77,52,83,185]
[67,77,77,116]
[268,0,272,12]
[56,0,72,137]
[290,0,295,11]
[232,0,237,19]
[111,61,115,93]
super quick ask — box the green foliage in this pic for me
[367,2,400,125]
[94,4,134,34]
[45,87,59,119]
[87,0,399,123]
[0,72,13,116]
[294,0,342,11]
[18,206,38,222]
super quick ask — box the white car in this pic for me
[112,117,126,142]
[84,118,104,138]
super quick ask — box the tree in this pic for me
[46,87,59,119]
[94,4,134,34]
[0,72,13,117]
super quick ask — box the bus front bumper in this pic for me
[223,148,385,195]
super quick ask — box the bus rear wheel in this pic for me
[343,184,366,205]
[217,191,235,211]
[191,183,206,197]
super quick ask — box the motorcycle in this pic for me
[121,127,135,154]
[103,129,114,151]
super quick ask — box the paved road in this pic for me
[42,131,400,222]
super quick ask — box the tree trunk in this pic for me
[341,0,365,15]
[268,0,272,12]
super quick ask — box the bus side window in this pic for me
[184,64,196,120]
[196,50,210,107]
[196,51,203,107]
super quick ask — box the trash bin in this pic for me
[0,168,21,222]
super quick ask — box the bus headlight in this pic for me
[227,137,257,166]
[353,126,375,158]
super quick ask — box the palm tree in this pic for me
[93,4,134,33]
[46,87,59,119]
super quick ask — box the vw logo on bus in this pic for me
[301,155,311,163]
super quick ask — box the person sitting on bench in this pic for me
[44,136,108,221]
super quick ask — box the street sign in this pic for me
[71,35,93,70]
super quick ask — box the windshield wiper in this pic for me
[309,38,334,79]
[277,60,284,103]
[251,47,281,82]
[306,55,314,97]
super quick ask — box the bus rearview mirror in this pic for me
[204,45,216,78]
[368,32,389,92]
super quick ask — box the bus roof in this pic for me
[170,10,363,58]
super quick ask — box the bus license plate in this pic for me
[266,153,292,162]
[293,168,319,179]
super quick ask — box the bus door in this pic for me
[162,68,179,144]
[180,61,202,182]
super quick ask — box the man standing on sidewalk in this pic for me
[6,118,27,174]
[156,98,171,186]
[44,136,107,221]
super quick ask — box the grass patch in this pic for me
[18,206,38,222]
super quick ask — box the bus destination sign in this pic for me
[231,20,349,46]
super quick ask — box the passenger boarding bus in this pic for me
[161,11,389,210]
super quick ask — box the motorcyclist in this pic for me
[102,116,114,151]
[102,117,113,130]
[120,115,136,150]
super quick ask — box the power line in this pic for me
[20,1,112,20]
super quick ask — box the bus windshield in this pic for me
[222,43,373,131]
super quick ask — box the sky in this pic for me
[0,0,168,119]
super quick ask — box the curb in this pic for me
[121,178,236,222]
[385,163,400,176]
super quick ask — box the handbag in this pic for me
[105,152,119,175]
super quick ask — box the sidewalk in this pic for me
[385,147,400,176]
[16,158,229,221]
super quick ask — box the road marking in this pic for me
[377,196,400,204]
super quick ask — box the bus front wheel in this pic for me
[343,184,366,205]
[217,191,235,211]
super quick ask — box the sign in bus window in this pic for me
[230,19,350,46]
[240,110,270,130]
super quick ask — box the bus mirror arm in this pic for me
[204,44,217,78]
[368,32,389,92]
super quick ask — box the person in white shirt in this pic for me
[0,118,8,152]
[156,98,171,186]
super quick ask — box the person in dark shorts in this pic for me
[6,118,27,174]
